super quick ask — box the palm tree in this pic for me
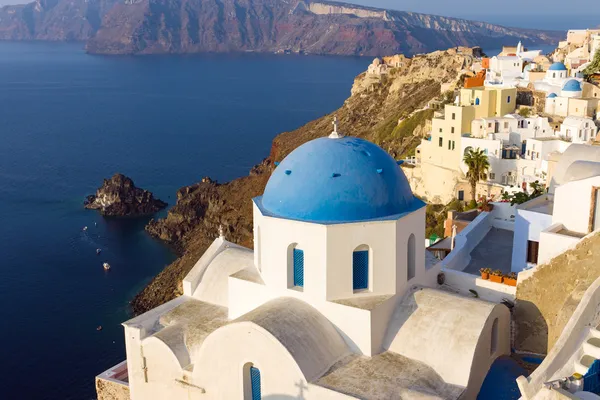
[463,148,490,202]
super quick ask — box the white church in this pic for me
[98,120,511,400]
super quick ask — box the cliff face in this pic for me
[84,173,167,217]
[0,0,562,56]
[130,48,470,313]
[515,232,600,355]
[0,0,118,41]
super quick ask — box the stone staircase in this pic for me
[574,328,600,375]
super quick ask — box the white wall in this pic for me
[442,212,492,272]
[325,219,397,300]
[553,175,600,233]
[489,202,516,231]
[538,223,582,265]
[254,204,328,299]
[511,203,554,272]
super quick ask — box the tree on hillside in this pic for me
[463,148,490,202]
[584,50,600,78]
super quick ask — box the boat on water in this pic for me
[96,248,101,255]
[83,226,88,231]
[103,262,111,271]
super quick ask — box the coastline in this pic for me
[131,48,470,314]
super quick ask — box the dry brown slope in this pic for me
[515,232,600,355]
[132,49,471,314]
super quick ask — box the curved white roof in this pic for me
[192,246,256,306]
[236,297,351,381]
[550,144,600,192]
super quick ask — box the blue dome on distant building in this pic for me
[256,135,420,223]
[547,93,558,98]
[563,79,582,92]
[549,62,567,71]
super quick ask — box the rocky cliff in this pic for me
[131,48,470,313]
[515,232,600,355]
[0,0,562,56]
[85,173,167,217]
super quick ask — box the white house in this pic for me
[559,116,598,143]
[511,144,600,272]
[98,122,511,400]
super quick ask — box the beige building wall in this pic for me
[460,87,517,118]
[583,82,600,99]
[568,98,599,118]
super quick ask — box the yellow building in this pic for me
[459,87,517,119]
[421,105,476,171]
[568,98,600,118]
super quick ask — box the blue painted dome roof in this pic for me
[547,93,558,98]
[257,136,418,223]
[549,62,567,71]
[563,79,582,92]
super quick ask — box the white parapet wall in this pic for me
[441,269,516,303]
[442,212,492,272]
[489,202,516,231]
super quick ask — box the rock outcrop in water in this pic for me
[0,0,562,56]
[130,48,472,313]
[84,173,167,217]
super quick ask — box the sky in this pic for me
[0,0,598,30]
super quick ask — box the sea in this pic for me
[0,42,369,399]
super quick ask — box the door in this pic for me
[592,188,600,232]
[458,190,464,201]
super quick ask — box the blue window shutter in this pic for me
[250,366,261,400]
[293,249,304,287]
[353,251,368,290]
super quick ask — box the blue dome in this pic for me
[547,93,558,98]
[563,79,582,92]
[256,136,420,223]
[549,62,567,71]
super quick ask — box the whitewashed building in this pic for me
[559,116,598,143]
[98,123,511,400]
[511,145,600,272]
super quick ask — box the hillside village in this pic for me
[95,29,600,400]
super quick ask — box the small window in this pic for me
[352,249,369,291]
[490,172,496,179]
[407,234,416,280]
[553,72,556,78]
[250,367,261,400]
[293,248,304,287]
[507,96,511,103]
[458,190,464,201]
[451,127,455,134]
[504,122,509,129]
[439,137,443,147]
[452,113,456,120]
[491,319,498,355]
[439,128,443,133]
[448,141,451,150]
[475,98,480,105]
[452,141,455,150]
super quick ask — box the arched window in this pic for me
[287,244,304,289]
[491,318,498,355]
[407,234,416,281]
[353,245,369,291]
[243,363,261,400]
[475,97,480,106]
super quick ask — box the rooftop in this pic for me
[316,352,464,400]
[463,228,514,275]
[519,196,554,215]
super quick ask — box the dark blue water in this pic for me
[0,42,369,399]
